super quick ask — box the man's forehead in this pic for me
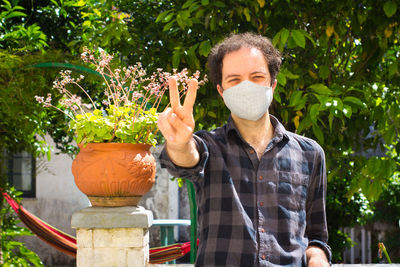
[221,46,268,75]
[248,47,263,57]
[224,46,263,57]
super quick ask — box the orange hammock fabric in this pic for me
[1,191,191,264]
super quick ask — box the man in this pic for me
[158,32,331,266]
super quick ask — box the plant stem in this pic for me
[72,81,96,108]
[378,242,392,263]
[48,104,77,121]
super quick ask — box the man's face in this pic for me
[217,46,274,96]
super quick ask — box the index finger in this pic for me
[169,76,180,108]
[183,79,198,111]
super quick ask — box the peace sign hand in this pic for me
[158,76,198,151]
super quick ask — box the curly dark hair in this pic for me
[208,32,282,87]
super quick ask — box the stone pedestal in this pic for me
[71,206,153,267]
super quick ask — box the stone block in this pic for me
[77,248,127,267]
[76,229,92,248]
[71,206,153,229]
[127,247,149,267]
[92,228,149,248]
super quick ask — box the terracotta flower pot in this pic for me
[71,143,156,207]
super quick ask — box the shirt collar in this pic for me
[226,114,289,143]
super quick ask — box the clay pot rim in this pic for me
[78,142,152,151]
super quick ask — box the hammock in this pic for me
[1,191,192,264]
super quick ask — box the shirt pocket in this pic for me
[277,171,309,211]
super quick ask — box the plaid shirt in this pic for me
[159,115,331,266]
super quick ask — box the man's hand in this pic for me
[306,246,330,267]
[158,76,199,167]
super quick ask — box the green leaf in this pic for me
[312,123,324,144]
[343,104,352,119]
[383,1,397,18]
[73,0,86,7]
[257,0,265,8]
[209,16,216,31]
[201,0,209,5]
[272,31,281,47]
[243,8,251,22]
[214,1,225,7]
[182,0,195,9]
[328,113,333,132]
[280,28,290,45]
[319,65,330,79]
[383,125,396,144]
[273,91,281,104]
[186,43,200,69]
[343,96,364,107]
[156,10,172,23]
[176,12,189,29]
[199,40,211,57]
[388,61,398,77]
[82,20,91,28]
[292,30,305,48]
[208,111,217,118]
[172,51,181,68]
[303,31,316,47]
[277,72,286,86]
[297,114,311,134]
[281,68,299,79]
[289,91,303,107]
[309,83,332,95]
[310,104,320,124]
[163,19,175,31]
[4,11,26,20]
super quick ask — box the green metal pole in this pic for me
[167,226,176,264]
[160,227,167,247]
[186,180,197,264]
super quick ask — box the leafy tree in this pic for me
[0,0,62,264]
[1,0,399,263]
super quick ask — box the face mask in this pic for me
[222,80,273,121]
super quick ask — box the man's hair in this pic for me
[208,32,282,87]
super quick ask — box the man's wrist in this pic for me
[306,246,329,263]
[166,138,199,168]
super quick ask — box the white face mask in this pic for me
[222,80,273,121]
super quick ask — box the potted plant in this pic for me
[36,47,206,207]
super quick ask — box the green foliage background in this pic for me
[0,0,399,263]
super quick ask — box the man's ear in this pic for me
[217,84,224,98]
[272,79,277,93]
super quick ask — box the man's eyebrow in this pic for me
[250,71,268,75]
[223,74,240,80]
[224,71,268,80]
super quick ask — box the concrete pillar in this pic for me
[71,206,153,267]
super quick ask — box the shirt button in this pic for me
[260,201,264,206]
[261,255,266,260]
[259,175,263,180]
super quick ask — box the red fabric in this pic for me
[2,191,77,257]
[1,190,196,263]
[2,192,76,244]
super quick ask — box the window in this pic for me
[7,152,36,197]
